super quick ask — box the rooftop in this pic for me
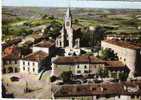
[23,51,48,62]
[103,39,141,50]
[104,61,126,68]
[104,39,141,49]
[2,45,21,60]
[53,56,104,64]
[2,38,22,49]
[53,81,141,97]
[34,40,55,48]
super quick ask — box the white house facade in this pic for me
[19,51,48,74]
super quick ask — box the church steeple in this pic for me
[65,8,72,29]
[66,8,71,18]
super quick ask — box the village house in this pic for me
[51,56,128,77]
[101,39,141,77]
[52,80,141,100]
[32,40,55,57]
[2,45,21,73]
[19,51,49,74]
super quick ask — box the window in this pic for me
[84,65,87,69]
[33,68,35,72]
[77,65,79,68]
[33,62,35,66]
[15,68,18,72]
[15,60,17,64]
[103,88,107,91]
[77,70,81,73]
[60,42,61,46]
[23,67,25,70]
[28,67,30,72]
[92,87,96,91]
[124,58,126,61]
[23,61,25,65]
[84,70,89,73]
[28,62,30,66]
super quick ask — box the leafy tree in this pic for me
[48,15,54,20]
[111,72,117,79]
[45,21,62,38]
[74,19,79,24]
[2,25,9,35]
[50,76,57,82]
[61,71,72,83]
[42,14,48,19]
[119,72,128,81]
[80,27,91,47]
[99,48,118,60]
[94,26,106,42]
[23,22,32,27]
[97,67,109,78]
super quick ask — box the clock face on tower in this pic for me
[66,21,70,27]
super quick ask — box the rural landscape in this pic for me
[2,5,141,100]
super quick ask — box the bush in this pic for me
[99,48,118,60]
[50,76,57,82]
[97,67,109,78]
[119,72,128,81]
[61,71,72,83]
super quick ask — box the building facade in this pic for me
[19,51,48,74]
[32,40,55,56]
[52,81,141,100]
[2,45,21,73]
[51,56,128,77]
[101,39,141,77]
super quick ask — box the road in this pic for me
[2,72,52,99]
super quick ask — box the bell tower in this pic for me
[65,8,72,29]
[64,8,73,48]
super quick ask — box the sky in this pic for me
[2,0,141,9]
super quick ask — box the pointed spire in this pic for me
[66,8,71,17]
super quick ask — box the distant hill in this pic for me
[2,6,141,25]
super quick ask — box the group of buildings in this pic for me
[52,80,141,100]
[2,8,141,99]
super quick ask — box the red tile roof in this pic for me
[2,45,21,60]
[104,61,125,68]
[103,39,141,50]
[53,56,104,64]
[53,81,141,97]
[23,51,48,62]
[34,40,55,48]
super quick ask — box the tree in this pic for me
[99,48,118,60]
[48,15,54,20]
[119,72,128,81]
[97,67,109,78]
[94,26,106,42]
[74,19,79,24]
[111,72,117,79]
[61,71,72,83]
[45,21,62,38]
[50,76,57,82]
[42,14,48,19]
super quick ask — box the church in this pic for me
[55,8,81,56]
